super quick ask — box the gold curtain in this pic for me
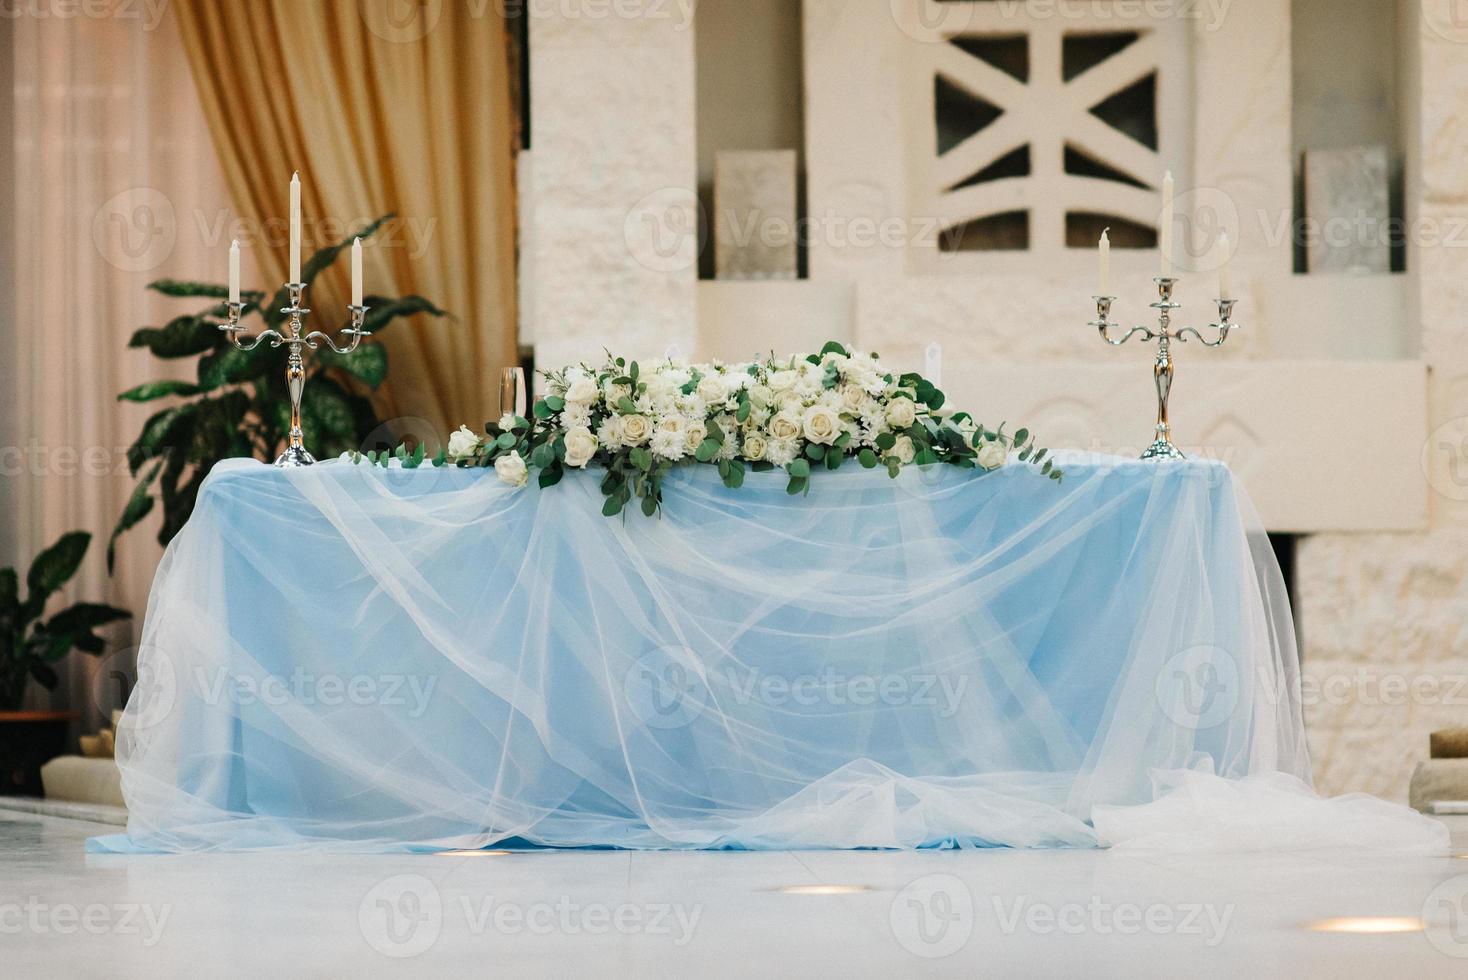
[172,0,518,434]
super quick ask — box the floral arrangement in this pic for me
[354,342,1060,516]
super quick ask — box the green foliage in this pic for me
[356,344,1062,519]
[0,533,130,709]
[109,215,449,570]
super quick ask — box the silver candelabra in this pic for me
[220,282,371,467]
[1090,277,1240,460]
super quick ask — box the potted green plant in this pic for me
[108,214,448,569]
[0,531,130,795]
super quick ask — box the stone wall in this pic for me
[1299,1,1468,800]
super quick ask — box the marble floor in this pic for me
[4,809,1468,979]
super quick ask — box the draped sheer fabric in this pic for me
[92,455,1444,854]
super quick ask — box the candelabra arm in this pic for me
[303,304,371,354]
[218,301,284,350]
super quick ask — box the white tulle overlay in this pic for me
[90,455,1443,854]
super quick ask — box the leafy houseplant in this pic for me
[110,215,447,569]
[0,532,131,710]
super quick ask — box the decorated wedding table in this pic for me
[93,334,1418,856]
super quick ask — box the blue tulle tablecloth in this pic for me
[92,454,1327,853]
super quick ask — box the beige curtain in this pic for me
[10,7,244,720]
[172,0,519,433]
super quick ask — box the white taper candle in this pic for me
[289,172,301,283]
[1217,231,1233,299]
[1098,228,1111,295]
[1158,170,1174,278]
[351,237,363,306]
[228,239,240,304]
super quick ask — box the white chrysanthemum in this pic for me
[560,403,593,430]
[764,437,799,467]
[597,415,626,451]
[677,393,708,419]
[651,427,687,460]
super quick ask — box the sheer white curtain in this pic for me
[10,7,245,723]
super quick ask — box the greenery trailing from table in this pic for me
[0,532,131,710]
[109,214,448,570]
[351,342,1061,517]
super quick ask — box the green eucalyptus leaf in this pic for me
[787,458,811,478]
[858,448,878,469]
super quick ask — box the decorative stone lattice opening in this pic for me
[909,3,1187,272]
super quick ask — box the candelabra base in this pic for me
[274,446,317,468]
[1140,439,1186,461]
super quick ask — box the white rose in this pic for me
[886,397,917,429]
[564,426,599,468]
[839,384,868,414]
[976,441,1007,471]
[603,379,632,404]
[564,376,599,405]
[497,412,517,431]
[447,425,481,461]
[620,414,651,446]
[802,404,841,446]
[684,423,708,456]
[495,450,528,487]
[887,435,916,465]
[768,411,801,441]
[742,433,767,461]
[695,373,729,405]
[747,384,774,409]
[767,369,797,392]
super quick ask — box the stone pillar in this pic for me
[526,6,698,374]
[1298,1,1468,801]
